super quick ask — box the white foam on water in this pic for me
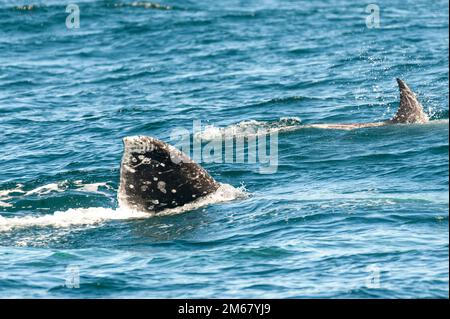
[0,207,148,232]
[0,181,115,208]
[195,117,302,141]
[0,183,247,232]
[24,183,64,196]
[77,182,111,193]
[0,202,13,208]
[0,184,24,197]
[0,184,25,207]
[23,181,111,197]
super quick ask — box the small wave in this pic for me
[249,96,307,108]
[24,183,64,196]
[0,181,112,207]
[22,181,110,196]
[0,184,25,208]
[0,183,246,231]
[110,1,172,10]
[13,4,42,11]
[195,117,302,141]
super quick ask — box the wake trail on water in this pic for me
[196,117,449,140]
[196,117,303,141]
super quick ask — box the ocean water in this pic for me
[0,0,448,298]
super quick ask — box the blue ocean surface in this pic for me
[0,0,448,298]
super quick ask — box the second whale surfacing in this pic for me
[307,78,429,130]
[118,78,430,214]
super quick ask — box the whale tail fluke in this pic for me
[391,78,429,124]
[118,136,220,213]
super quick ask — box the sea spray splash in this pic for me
[0,183,247,232]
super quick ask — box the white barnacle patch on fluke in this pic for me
[168,144,189,165]
[157,181,167,193]
[123,136,155,153]
[124,165,136,173]
[130,157,152,169]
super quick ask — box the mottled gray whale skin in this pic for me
[389,78,429,124]
[308,78,429,130]
[118,136,219,213]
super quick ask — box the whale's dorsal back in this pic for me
[391,78,429,124]
[118,136,219,213]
